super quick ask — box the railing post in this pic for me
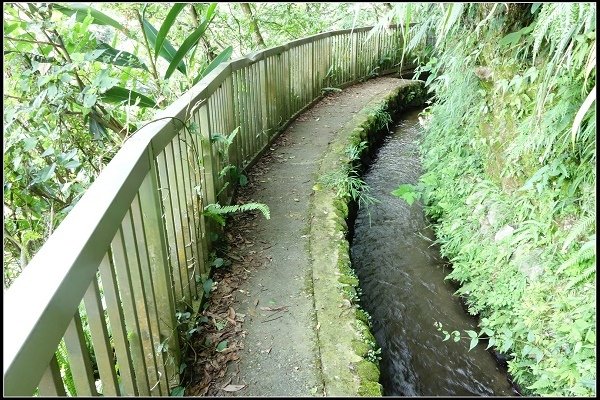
[38,355,67,396]
[97,252,140,396]
[138,149,181,390]
[83,278,121,396]
[226,74,239,170]
[199,102,217,205]
[311,41,316,99]
[353,31,358,82]
[63,311,100,396]
[198,100,222,248]
[259,59,270,139]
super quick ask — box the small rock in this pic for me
[487,207,500,227]
[494,225,514,241]
[474,66,493,80]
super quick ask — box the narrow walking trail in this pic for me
[186,77,406,396]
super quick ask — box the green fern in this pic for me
[203,202,270,226]
[557,236,596,274]
[562,210,596,251]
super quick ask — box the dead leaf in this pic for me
[222,384,246,392]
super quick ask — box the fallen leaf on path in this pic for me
[222,384,246,392]
[216,340,228,352]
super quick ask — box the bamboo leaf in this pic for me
[155,3,186,59]
[193,45,233,85]
[142,18,186,75]
[164,3,217,79]
[101,86,158,108]
[53,4,126,33]
[437,3,464,47]
[95,42,148,70]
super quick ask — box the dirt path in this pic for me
[187,77,404,397]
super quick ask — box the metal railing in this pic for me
[3,25,408,396]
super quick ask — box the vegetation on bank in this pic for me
[394,3,595,396]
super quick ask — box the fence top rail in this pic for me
[2,23,405,396]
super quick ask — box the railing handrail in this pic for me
[3,24,408,395]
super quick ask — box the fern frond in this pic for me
[557,237,596,274]
[562,211,596,251]
[565,263,596,290]
[204,202,270,221]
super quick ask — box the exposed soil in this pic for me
[184,77,405,397]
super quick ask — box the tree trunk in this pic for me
[240,3,266,49]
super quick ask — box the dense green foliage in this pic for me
[395,3,595,396]
[3,2,222,286]
[3,2,389,287]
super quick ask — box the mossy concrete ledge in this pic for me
[309,79,426,396]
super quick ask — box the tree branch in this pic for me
[3,35,57,47]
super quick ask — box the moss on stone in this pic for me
[342,285,357,301]
[332,214,348,232]
[356,320,376,345]
[333,205,346,220]
[339,274,359,287]
[338,258,353,276]
[349,130,363,144]
[338,239,350,256]
[355,308,370,325]
[358,381,383,396]
[352,339,371,357]
[356,360,380,382]
[333,198,349,218]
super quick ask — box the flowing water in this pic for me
[350,108,517,396]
